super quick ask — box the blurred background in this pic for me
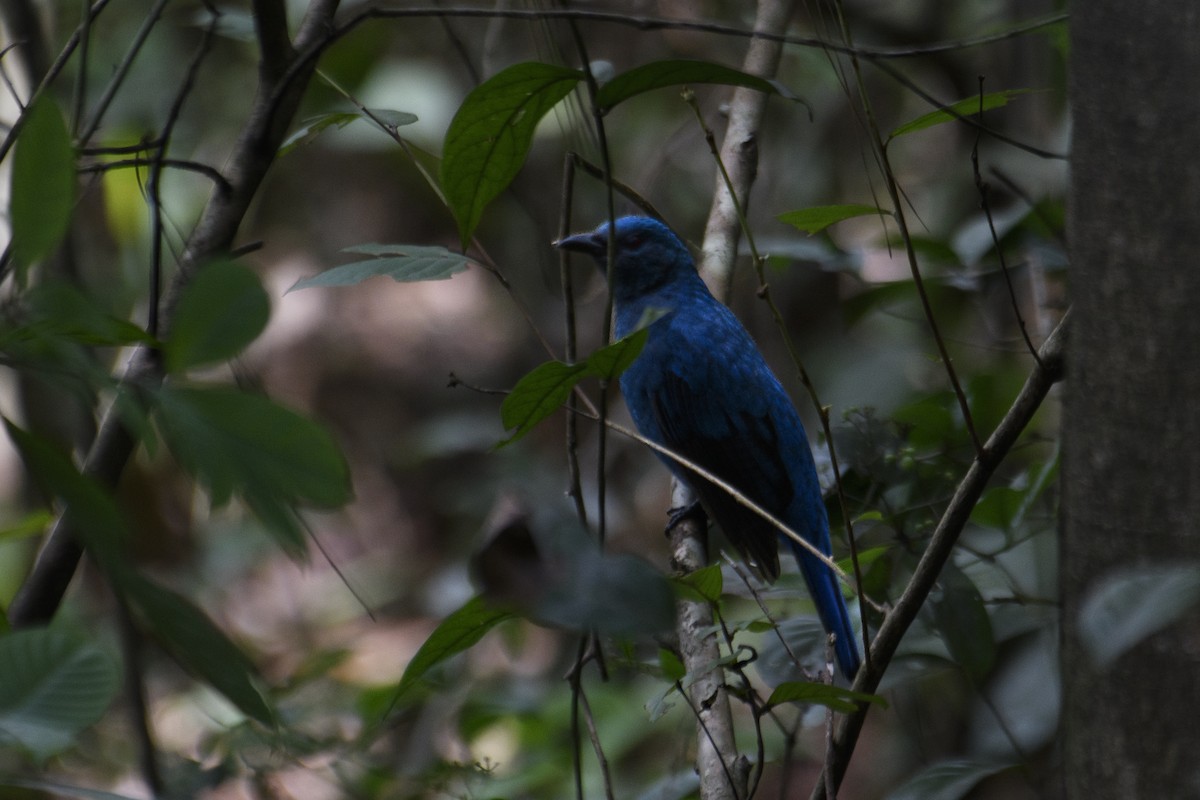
[0,1,1068,797]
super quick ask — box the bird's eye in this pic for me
[626,232,645,247]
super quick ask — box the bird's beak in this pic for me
[553,231,606,259]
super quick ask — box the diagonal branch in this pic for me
[810,309,1069,799]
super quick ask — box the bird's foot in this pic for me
[665,501,707,535]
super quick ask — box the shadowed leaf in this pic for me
[10,96,75,279]
[122,574,274,726]
[165,260,270,372]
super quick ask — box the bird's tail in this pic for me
[790,541,861,678]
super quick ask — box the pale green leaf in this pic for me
[289,245,469,291]
[0,629,119,761]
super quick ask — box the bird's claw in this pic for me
[665,500,707,535]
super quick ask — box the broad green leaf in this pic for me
[10,96,76,278]
[121,573,274,725]
[441,62,583,247]
[3,420,128,570]
[778,204,887,235]
[0,629,120,761]
[889,89,1034,140]
[164,260,270,373]
[1079,563,1200,667]
[288,244,469,292]
[932,563,995,682]
[393,596,513,703]
[498,360,588,445]
[887,758,1014,800]
[673,563,723,603]
[584,327,650,380]
[595,59,794,110]
[765,680,887,714]
[153,385,351,553]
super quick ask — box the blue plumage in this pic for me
[557,216,861,677]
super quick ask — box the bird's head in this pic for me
[555,216,695,300]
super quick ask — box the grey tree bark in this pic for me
[1062,1,1200,796]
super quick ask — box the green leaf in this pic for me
[26,282,153,347]
[584,327,650,380]
[498,360,588,445]
[0,629,120,761]
[673,563,723,603]
[1078,563,1200,667]
[393,596,513,703]
[595,59,795,110]
[441,62,583,247]
[3,420,128,570]
[279,112,358,155]
[889,89,1034,140]
[932,563,995,682]
[121,573,274,726]
[153,385,352,553]
[0,509,53,542]
[778,204,887,235]
[887,758,1014,800]
[10,96,76,277]
[765,681,887,714]
[164,260,270,373]
[280,109,419,155]
[658,648,686,682]
[288,244,469,292]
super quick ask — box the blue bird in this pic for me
[556,215,861,677]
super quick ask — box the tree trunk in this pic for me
[1062,2,1200,797]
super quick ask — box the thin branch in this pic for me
[147,10,220,338]
[809,311,1068,798]
[78,0,171,144]
[0,0,114,165]
[971,79,1043,365]
[79,158,231,192]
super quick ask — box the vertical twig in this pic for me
[970,77,1043,366]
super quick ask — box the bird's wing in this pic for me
[647,345,796,581]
